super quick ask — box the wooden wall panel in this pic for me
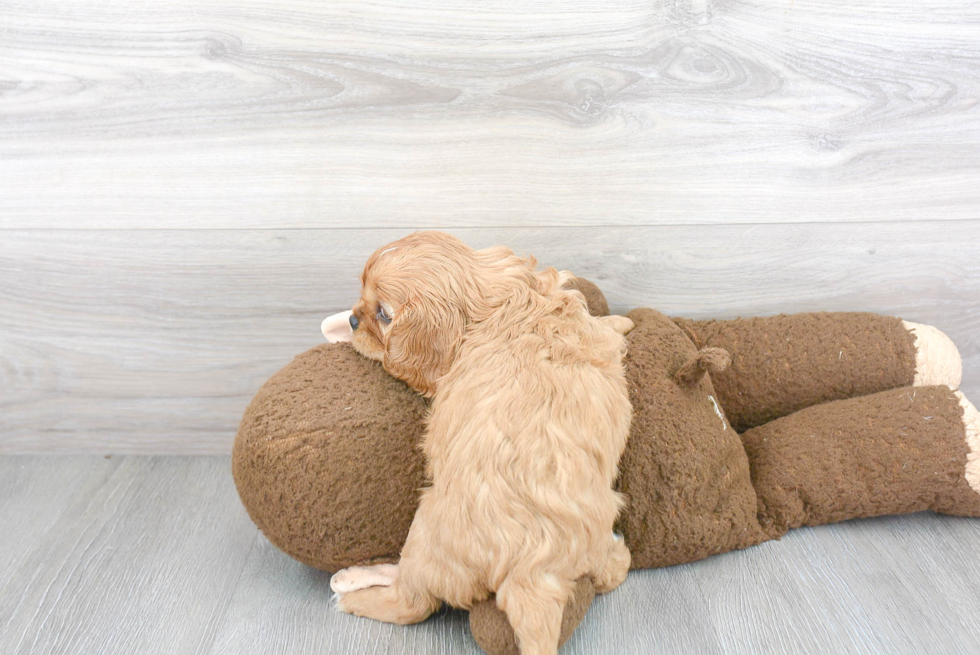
[1,0,978,228]
[1,223,977,453]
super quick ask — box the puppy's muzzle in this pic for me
[350,314,360,330]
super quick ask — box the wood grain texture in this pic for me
[569,515,980,654]
[203,481,980,654]
[0,456,258,655]
[2,223,977,453]
[1,0,979,228]
[5,457,980,654]
[685,516,980,653]
[210,533,479,655]
[4,0,979,648]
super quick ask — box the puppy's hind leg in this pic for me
[495,573,571,655]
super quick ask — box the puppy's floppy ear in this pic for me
[382,294,466,398]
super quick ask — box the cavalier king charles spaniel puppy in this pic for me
[333,231,633,655]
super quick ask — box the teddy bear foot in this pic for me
[956,391,980,495]
[321,310,354,343]
[904,321,963,389]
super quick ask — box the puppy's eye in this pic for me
[376,305,392,325]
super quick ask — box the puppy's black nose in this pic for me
[349,314,359,330]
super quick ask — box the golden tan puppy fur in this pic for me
[341,232,633,655]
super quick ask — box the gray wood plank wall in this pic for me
[2,0,979,453]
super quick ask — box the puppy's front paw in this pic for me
[602,315,635,336]
[330,563,399,594]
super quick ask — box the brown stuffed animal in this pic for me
[232,279,980,654]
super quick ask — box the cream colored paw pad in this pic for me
[322,310,354,343]
[904,321,963,389]
[330,563,399,594]
[956,391,980,495]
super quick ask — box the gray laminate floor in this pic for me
[3,456,980,654]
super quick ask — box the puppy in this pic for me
[336,231,633,655]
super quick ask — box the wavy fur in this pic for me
[344,232,633,655]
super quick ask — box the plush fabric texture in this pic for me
[231,282,975,655]
[743,384,980,539]
[469,578,596,655]
[674,313,917,432]
[232,344,428,571]
[232,276,607,574]
[616,309,767,568]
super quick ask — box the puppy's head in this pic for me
[350,232,476,397]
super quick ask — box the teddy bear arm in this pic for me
[742,385,980,538]
[672,312,937,432]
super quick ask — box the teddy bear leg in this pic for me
[672,313,961,432]
[742,385,980,539]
